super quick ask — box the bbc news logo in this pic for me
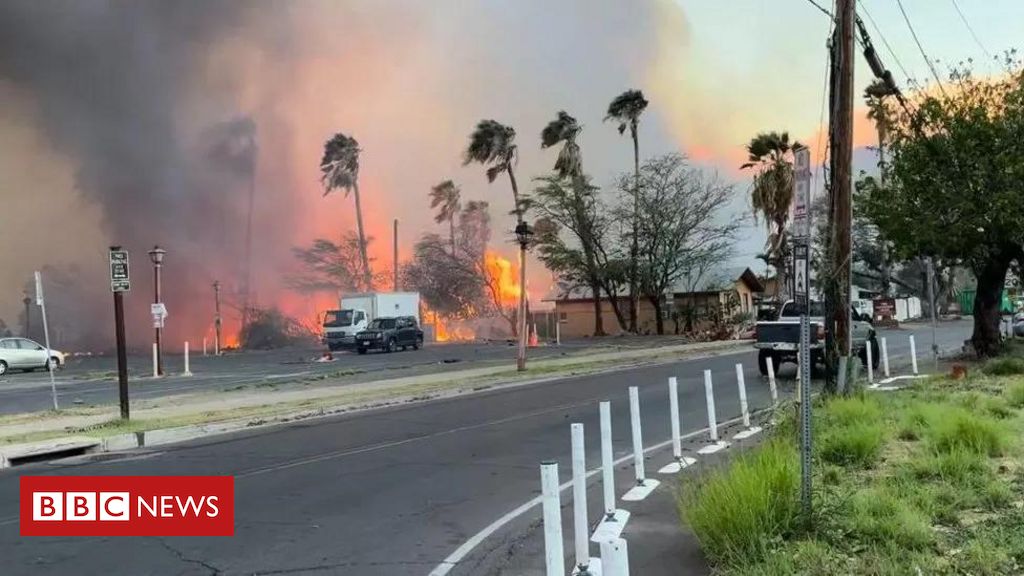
[20,476,233,536]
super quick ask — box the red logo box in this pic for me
[20,476,234,536]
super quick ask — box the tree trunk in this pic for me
[449,216,456,257]
[971,250,1014,358]
[352,181,373,289]
[600,283,630,332]
[628,125,641,333]
[591,283,606,337]
[649,296,664,335]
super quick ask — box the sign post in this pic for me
[34,271,59,411]
[792,147,813,526]
[109,247,131,420]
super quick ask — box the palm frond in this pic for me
[605,89,649,126]
[319,133,360,196]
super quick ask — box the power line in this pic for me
[801,0,834,19]
[893,0,948,96]
[859,4,913,85]
[948,0,992,61]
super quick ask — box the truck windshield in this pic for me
[369,318,396,330]
[781,302,825,317]
[323,310,354,327]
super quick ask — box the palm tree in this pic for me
[865,80,896,296]
[463,119,528,370]
[606,89,649,333]
[741,131,801,299]
[430,180,462,256]
[320,133,372,289]
[540,111,605,336]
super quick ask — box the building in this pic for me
[548,266,764,338]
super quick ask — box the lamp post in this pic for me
[514,221,534,372]
[148,245,166,376]
[22,294,31,337]
[212,280,222,356]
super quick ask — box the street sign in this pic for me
[151,302,168,328]
[34,271,44,305]
[110,249,130,292]
[793,244,809,299]
[792,147,812,238]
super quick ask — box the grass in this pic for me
[677,438,799,567]
[678,355,1024,575]
[983,356,1024,376]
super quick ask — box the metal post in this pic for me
[393,218,399,292]
[766,356,778,407]
[909,332,921,373]
[184,341,192,376]
[703,370,718,442]
[203,337,208,357]
[881,336,890,377]
[540,461,566,576]
[866,340,874,384]
[213,280,222,356]
[153,259,163,376]
[114,291,129,420]
[600,401,615,519]
[517,243,528,371]
[152,343,159,378]
[735,363,750,428]
[34,272,58,411]
[927,258,938,369]
[570,424,591,574]
[22,295,31,338]
[599,538,629,576]
[556,320,561,345]
[628,386,646,484]
[669,377,682,461]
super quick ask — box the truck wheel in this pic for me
[757,350,772,376]
[412,339,420,350]
[357,347,367,355]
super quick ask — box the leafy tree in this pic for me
[860,60,1024,356]
[538,111,607,335]
[320,133,372,288]
[741,131,801,299]
[606,89,649,332]
[289,232,379,293]
[402,233,483,319]
[631,154,740,334]
[429,180,461,255]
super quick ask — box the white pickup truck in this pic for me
[754,300,878,375]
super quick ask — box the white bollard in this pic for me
[622,387,659,501]
[541,462,566,576]
[600,538,630,576]
[152,342,159,378]
[698,370,729,454]
[909,335,919,375]
[733,364,763,440]
[203,337,208,357]
[184,341,192,376]
[766,356,778,407]
[570,424,591,575]
[659,377,696,474]
[592,402,631,542]
[881,336,891,378]
[866,340,874,385]
[556,321,561,345]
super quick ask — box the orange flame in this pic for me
[485,250,521,308]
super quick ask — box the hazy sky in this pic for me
[0,0,1018,344]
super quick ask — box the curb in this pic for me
[0,340,754,470]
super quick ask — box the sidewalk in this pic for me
[0,339,750,465]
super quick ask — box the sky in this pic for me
[0,0,1019,348]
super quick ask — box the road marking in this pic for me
[426,412,753,576]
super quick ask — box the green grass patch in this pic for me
[926,410,1007,456]
[678,438,799,567]
[983,356,1024,376]
[845,488,933,549]
[1004,382,1024,408]
[818,422,885,468]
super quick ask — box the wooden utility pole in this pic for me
[393,219,399,291]
[830,0,856,379]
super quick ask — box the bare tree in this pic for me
[289,231,379,293]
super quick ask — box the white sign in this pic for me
[792,147,812,238]
[795,258,808,298]
[151,303,168,328]
[34,271,44,306]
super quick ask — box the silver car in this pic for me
[0,338,65,376]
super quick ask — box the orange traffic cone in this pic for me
[528,324,539,347]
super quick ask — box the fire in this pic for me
[484,251,521,308]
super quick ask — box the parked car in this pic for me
[753,300,877,375]
[355,316,424,354]
[0,337,65,376]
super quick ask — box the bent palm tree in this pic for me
[540,111,605,336]
[430,180,462,256]
[464,119,527,368]
[606,89,649,333]
[320,133,372,289]
[741,131,801,299]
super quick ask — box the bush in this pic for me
[239,308,317,350]
[983,357,1024,376]
[897,402,940,441]
[818,422,885,468]
[678,438,799,567]
[927,411,1006,457]
[821,395,882,427]
[907,447,988,486]
[847,489,933,549]
[1004,382,1024,408]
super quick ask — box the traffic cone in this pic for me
[528,324,539,347]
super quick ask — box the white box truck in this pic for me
[323,292,420,350]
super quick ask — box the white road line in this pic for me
[426,412,753,576]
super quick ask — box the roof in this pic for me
[671,266,764,294]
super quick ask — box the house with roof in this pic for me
[546,266,765,338]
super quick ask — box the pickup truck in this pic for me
[355,316,424,354]
[754,300,878,375]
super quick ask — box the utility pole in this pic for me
[828,0,855,389]
[393,218,399,292]
[213,280,223,356]
[22,294,31,337]
[108,247,131,420]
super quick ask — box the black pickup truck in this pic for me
[754,300,878,375]
[355,316,424,354]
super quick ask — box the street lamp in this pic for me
[148,245,167,376]
[22,293,31,337]
[514,221,534,372]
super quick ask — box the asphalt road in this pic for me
[0,321,970,575]
[0,338,656,416]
